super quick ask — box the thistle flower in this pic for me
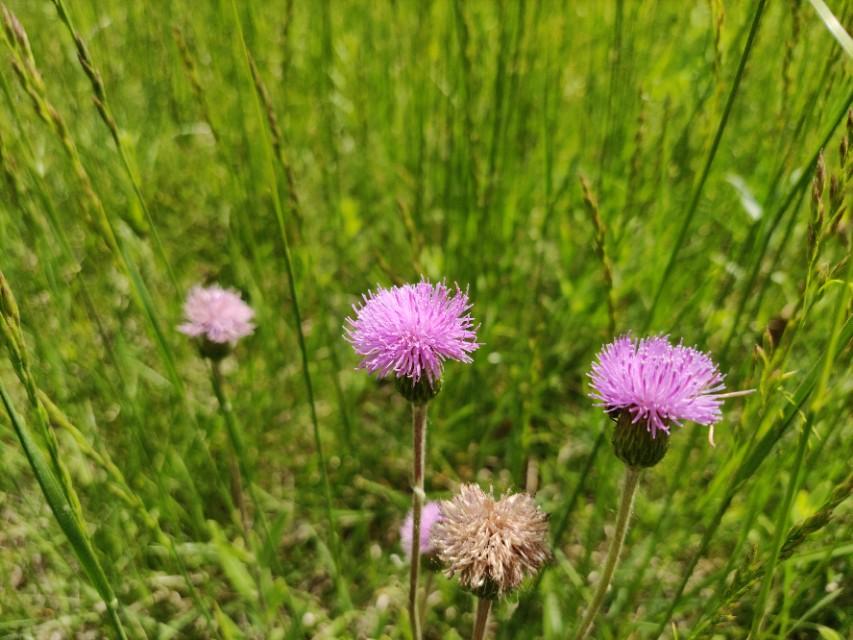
[589,335,729,436]
[433,484,550,599]
[178,285,255,358]
[400,501,442,558]
[344,279,479,386]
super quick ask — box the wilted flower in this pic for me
[589,335,728,436]
[432,484,550,599]
[178,285,255,356]
[344,279,479,384]
[400,501,442,558]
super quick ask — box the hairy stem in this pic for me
[574,465,642,640]
[472,596,492,640]
[408,402,428,640]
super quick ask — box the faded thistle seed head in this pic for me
[432,484,550,599]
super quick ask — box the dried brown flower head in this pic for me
[432,484,550,598]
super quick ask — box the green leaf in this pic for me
[215,604,247,640]
[816,625,842,640]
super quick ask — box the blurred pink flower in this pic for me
[400,501,442,558]
[178,284,255,344]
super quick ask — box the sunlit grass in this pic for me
[0,1,850,638]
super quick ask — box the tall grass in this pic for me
[0,1,850,638]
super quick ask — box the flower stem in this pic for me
[574,465,642,640]
[471,597,492,640]
[408,401,428,640]
[210,359,250,528]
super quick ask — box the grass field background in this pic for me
[0,0,851,638]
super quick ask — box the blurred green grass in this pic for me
[0,0,851,638]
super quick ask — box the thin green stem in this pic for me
[409,402,428,640]
[210,359,250,526]
[209,357,284,578]
[574,465,642,640]
[472,596,492,640]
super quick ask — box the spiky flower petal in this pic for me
[400,501,442,558]
[344,279,479,383]
[432,484,550,598]
[589,335,726,437]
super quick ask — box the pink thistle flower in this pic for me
[588,335,745,441]
[400,501,443,558]
[178,285,255,345]
[344,280,480,383]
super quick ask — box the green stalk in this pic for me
[644,0,767,330]
[209,358,284,576]
[503,429,605,636]
[574,465,641,640]
[210,359,251,528]
[408,402,428,640]
[0,384,128,640]
[228,0,349,609]
[720,93,851,360]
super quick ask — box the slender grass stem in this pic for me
[749,412,813,637]
[228,0,349,608]
[644,0,767,330]
[48,0,179,295]
[471,596,492,640]
[409,401,428,640]
[0,384,128,640]
[574,465,641,640]
[502,429,605,636]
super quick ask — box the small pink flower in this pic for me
[400,501,443,558]
[178,285,255,344]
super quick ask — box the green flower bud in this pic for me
[611,411,670,468]
[395,376,442,405]
[198,338,231,361]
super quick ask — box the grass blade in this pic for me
[0,383,128,639]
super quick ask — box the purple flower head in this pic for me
[344,279,480,383]
[400,501,443,558]
[589,335,728,438]
[178,285,255,344]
